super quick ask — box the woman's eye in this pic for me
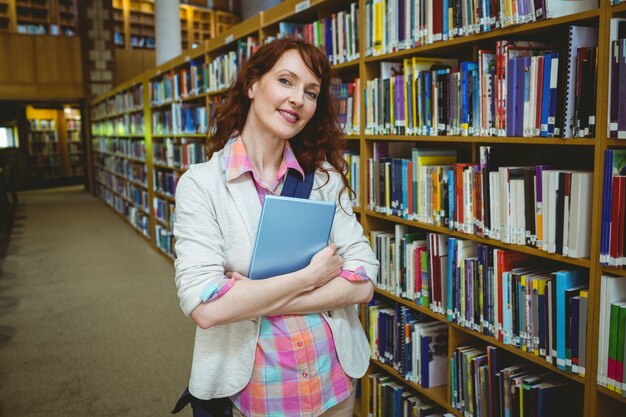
[306,91,318,99]
[279,78,292,86]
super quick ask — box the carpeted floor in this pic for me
[0,186,196,416]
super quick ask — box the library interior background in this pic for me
[2,0,626,416]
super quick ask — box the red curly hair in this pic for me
[205,38,351,199]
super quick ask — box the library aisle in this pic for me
[0,186,195,416]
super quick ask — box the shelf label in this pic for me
[295,0,310,13]
[225,35,234,45]
[184,55,191,62]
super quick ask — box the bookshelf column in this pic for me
[154,0,181,65]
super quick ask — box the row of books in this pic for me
[597,274,626,398]
[151,103,208,135]
[368,371,454,417]
[609,18,626,139]
[365,31,597,139]
[150,60,207,105]
[153,197,175,229]
[451,344,583,417]
[206,50,239,93]
[96,170,148,207]
[331,77,360,135]
[98,186,151,237]
[277,2,359,66]
[368,143,593,259]
[29,118,55,131]
[93,138,146,161]
[600,150,626,267]
[155,224,175,259]
[343,151,361,207]
[367,303,448,388]
[92,114,145,136]
[153,169,179,197]
[93,84,143,119]
[99,155,148,186]
[153,138,207,169]
[371,226,589,376]
[363,0,595,56]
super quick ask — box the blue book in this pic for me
[502,271,511,345]
[547,52,560,137]
[248,196,335,280]
[442,0,449,40]
[601,150,614,264]
[447,168,455,229]
[460,62,479,135]
[448,237,457,321]
[555,270,586,370]
[425,71,432,135]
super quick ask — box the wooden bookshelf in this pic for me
[113,0,238,51]
[88,1,626,416]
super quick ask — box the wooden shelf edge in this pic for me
[612,2,626,14]
[374,288,586,384]
[365,209,591,268]
[606,138,626,147]
[597,385,626,405]
[363,135,597,146]
[600,266,626,278]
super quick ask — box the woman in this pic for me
[174,38,379,417]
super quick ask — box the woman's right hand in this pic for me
[302,243,343,288]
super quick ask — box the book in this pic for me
[248,196,335,280]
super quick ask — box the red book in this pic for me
[535,55,545,136]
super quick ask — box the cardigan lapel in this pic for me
[224,174,261,246]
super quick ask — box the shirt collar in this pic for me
[224,136,305,183]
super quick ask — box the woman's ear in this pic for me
[248,81,257,99]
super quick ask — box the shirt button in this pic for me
[302,372,308,378]
[297,340,303,347]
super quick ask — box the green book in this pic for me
[616,304,626,394]
[608,301,626,390]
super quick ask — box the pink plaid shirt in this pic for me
[200,136,368,417]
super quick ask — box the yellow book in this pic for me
[373,0,383,55]
[536,277,549,357]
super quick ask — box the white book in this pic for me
[546,170,559,254]
[490,171,500,240]
[516,178,526,245]
[598,275,626,386]
[545,0,596,19]
[567,171,593,258]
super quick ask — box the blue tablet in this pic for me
[248,195,336,280]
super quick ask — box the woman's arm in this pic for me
[266,276,374,316]
[190,244,343,329]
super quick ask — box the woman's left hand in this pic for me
[226,271,250,281]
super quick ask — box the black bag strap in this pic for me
[280,169,314,199]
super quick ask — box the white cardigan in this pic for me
[173,147,380,400]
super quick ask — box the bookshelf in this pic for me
[0,0,79,35]
[89,1,626,416]
[26,105,85,184]
[112,0,239,51]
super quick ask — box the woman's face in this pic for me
[247,49,321,140]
